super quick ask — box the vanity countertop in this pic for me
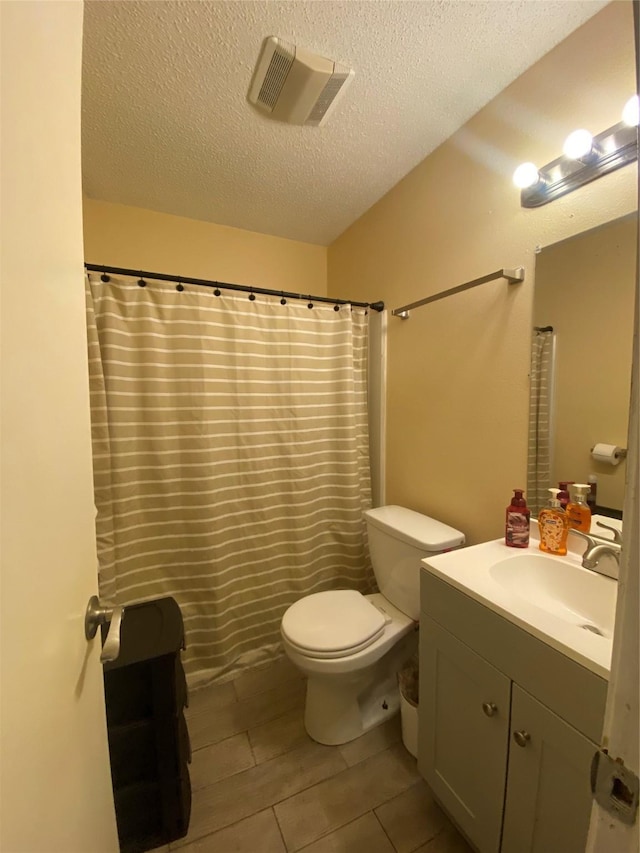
[422,537,617,679]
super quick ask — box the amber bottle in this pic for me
[566,484,592,533]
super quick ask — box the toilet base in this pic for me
[302,631,417,745]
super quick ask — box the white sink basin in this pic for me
[422,538,618,678]
[489,553,616,638]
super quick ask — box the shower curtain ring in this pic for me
[176,279,184,292]
[214,284,221,296]
[249,289,256,301]
[137,271,146,288]
[280,292,287,305]
[100,266,110,283]
[333,303,340,311]
[307,296,314,309]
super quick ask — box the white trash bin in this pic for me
[399,691,418,758]
[398,652,419,758]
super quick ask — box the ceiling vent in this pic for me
[248,37,354,127]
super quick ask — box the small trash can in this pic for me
[398,651,419,758]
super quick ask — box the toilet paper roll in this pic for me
[591,443,624,466]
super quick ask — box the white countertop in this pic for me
[422,536,616,680]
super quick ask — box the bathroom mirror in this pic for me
[528,212,637,523]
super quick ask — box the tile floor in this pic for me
[163,657,473,853]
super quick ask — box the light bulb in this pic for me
[563,129,593,160]
[622,94,639,127]
[512,162,540,189]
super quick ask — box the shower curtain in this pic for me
[527,328,556,516]
[86,273,375,684]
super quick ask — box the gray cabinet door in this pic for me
[502,685,597,853]
[419,616,511,853]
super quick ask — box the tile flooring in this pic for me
[163,656,473,853]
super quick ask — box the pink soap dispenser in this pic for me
[505,489,530,548]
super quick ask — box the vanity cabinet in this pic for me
[501,686,596,853]
[419,572,607,853]
[421,617,510,852]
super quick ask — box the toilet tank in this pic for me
[364,506,465,620]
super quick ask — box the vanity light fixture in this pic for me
[622,94,639,127]
[514,98,638,207]
[513,162,541,189]
[562,128,595,160]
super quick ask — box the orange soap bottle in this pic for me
[538,489,570,556]
[566,483,592,533]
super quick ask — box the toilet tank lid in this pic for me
[365,505,465,550]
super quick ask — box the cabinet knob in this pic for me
[482,702,498,717]
[513,730,531,747]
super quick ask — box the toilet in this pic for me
[280,505,465,745]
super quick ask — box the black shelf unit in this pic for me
[103,597,191,853]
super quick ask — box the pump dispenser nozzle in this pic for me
[569,483,591,501]
[547,488,562,508]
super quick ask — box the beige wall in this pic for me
[83,197,327,295]
[535,215,636,512]
[328,3,637,544]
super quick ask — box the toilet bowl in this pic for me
[282,592,417,745]
[280,506,465,745]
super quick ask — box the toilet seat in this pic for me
[281,590,387,659]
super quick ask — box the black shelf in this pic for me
[103,597,191,853]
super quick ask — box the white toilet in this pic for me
[280,505,465,745]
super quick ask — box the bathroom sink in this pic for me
[489,553,616,638]
[422,537,618,678]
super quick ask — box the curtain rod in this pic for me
[391,267,525,318]
[85,263,385,312]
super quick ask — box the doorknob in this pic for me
[85,595,125,663]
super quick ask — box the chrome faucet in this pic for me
[594,520,623,544]
[572,530,621,578]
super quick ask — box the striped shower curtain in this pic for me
[527,328,556,516]
[86,272,375,685]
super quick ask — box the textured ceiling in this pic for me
[82,0,609,246]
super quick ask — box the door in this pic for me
[502,685,597,853]
[419,616,511,853]
[0,2,118,851]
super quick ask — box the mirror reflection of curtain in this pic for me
[527,328,556,516]
[85,273,375,686]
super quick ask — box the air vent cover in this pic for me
[248,37,354,127]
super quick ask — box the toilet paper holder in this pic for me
[590,444,627,464]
